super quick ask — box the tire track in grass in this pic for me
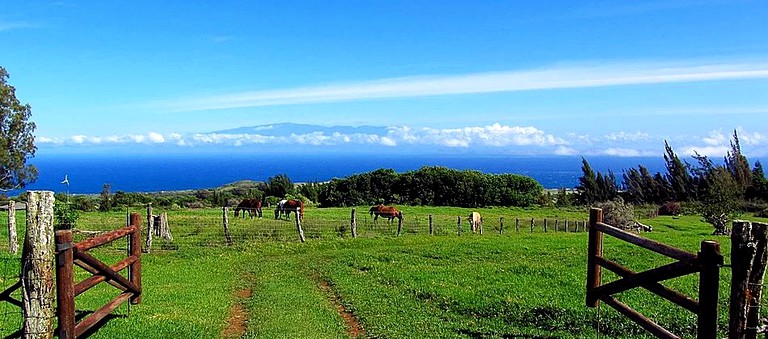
[316,276,365,338]
[222,287,252,338]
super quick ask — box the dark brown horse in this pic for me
[275,199,304,221]
[369,205,403,223]
[234,199,262,219]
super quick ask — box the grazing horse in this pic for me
[234,199,262,219]
[275,199,304,221]
[468,211,482,233]
[369,205,403,223]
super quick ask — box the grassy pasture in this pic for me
[0,205,765,338]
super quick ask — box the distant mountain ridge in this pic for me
[210,123,387,136]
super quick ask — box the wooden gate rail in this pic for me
[586,208,722,339]
[55,213,142,338]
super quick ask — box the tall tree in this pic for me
[663,141,694,201]
[724,129,751,197]
[266,174,295,198]
[576,158,599,205]
[0,66,37,190]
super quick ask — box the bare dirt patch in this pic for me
[222,288,252,338]
[317,278,365,338]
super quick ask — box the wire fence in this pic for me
[127,207,591,251]
[0,208,24,338]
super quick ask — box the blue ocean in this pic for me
[8,153,678,195]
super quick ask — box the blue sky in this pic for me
[2,1,767,157]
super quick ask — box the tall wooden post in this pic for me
[295,212,305,243]
[515,218,519,232]
[530,218,534,233]
[129,213,143,304]
[23,191,56,339]
[586,208,603,307]
[698,241,721,339]
[350,209,357,238]
[222,207,232,246]
[554,219,558,233]
[499,217,504,235]
[397,216,403,237]
[144,203,153,253]
[747,222,768,339]
[428,215,433,235]
[9,200,18,254]
[565,219,569,232]
[457,216,461,236]
[730,220,754,339]
[544,218,548,233]
[55,230,74,339]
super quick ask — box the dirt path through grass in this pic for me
[317,278,365,338]
[222,288,252,338]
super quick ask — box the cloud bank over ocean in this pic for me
[37,123,768,158]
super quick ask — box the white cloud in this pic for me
[155,59,768,112]
[702,130,726,146]
[554,146,578,156]
[603,148,656,157]
[681,145,729,157]
[603,131,650,142]
[147,132,165,143]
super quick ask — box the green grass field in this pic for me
[1,205,766,338]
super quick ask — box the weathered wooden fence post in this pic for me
[698,241,721,339]
[23,191,56,339]
[746,222,768,339]
[55,229,75,339]
[586,208,603,307]
[730,220,754,339]
[157,212,172,240]
[554,219,558,233]
[129,213,143,305]
[428,215,433,235]
[729,220,768,339]
[223,207,232,246]
[499,217,504,235]
[565,219,569,232]
[544,218,548,233]
[530,218,534,233]
[144,203,153,253]
[515,218,519,233]
[8,200,18,254]
[397,216,403,237]
[457,216,461,236]
[295,210,306,243]
[350,209,357,238]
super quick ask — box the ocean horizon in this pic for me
[2,152,689,196]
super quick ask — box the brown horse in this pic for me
[275,199,304,221]
[234,199,262,219]
[369,205,403,223]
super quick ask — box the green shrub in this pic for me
[658,201,682,216]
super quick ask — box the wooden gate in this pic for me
[55,212,142,338]
[585,208,722,339]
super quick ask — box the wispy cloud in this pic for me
[680,128,767,157]
[155,59,768,112]
[572,0,729,19]
[0,21,41,32]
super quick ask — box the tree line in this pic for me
[576,130,768,234]
[317,166,542,208]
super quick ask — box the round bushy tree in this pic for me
[0,66,37,190]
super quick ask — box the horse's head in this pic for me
[369,205,382,216]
